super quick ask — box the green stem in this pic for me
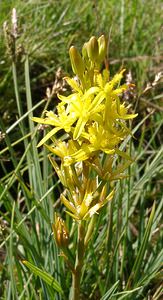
[72,221,85,300]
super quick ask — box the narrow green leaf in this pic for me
[9,201,17,298]
[134,146,163,191]
[126,201,156,289]
[100,280,119,300]
[22,260,63,294]
[114,286,142,299]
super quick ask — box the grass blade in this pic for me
[22,260,63,294]
[100,280,119,300]
[126,201,156,289]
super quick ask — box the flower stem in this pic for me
[72,221,85,300]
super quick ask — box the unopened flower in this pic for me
[69,46,85,79]
[52,214,69,248]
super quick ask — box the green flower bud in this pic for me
[87,36,99,62]
[82,42,89,60]
[52,215,69,248]
[98,34,107,63]
[69,46,85,77]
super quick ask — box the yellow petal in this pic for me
[60,194,77,214]
[64,77,82,93]
[89,91,105,112]
[65,211,80,220]
[105,189,115,203]
[73,118,87,140]
[70,147,90,162]
[58,93,78,103]
[83,86,101,99]
[120,113,138,120]
[37,127,60,147]
[84,203,101,219]
[32,115,60,127]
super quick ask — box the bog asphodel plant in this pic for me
[33,35,137,299]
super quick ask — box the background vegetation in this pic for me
[0,0,162,299]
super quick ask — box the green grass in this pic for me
[0,0,162,299]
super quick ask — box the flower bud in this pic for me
[82,42,89,60]
[98,35,107,63]
[87,36,99,62]
[69,46,85,77]
[52,215,69,248]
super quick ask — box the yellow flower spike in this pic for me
[69,46,85,78]
[32,36,138,300]
[87,36,99,63]
[52,214,69,248]
[33,35,138,228]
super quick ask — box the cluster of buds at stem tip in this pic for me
[69,35,107,79]
[83,35,107,64]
